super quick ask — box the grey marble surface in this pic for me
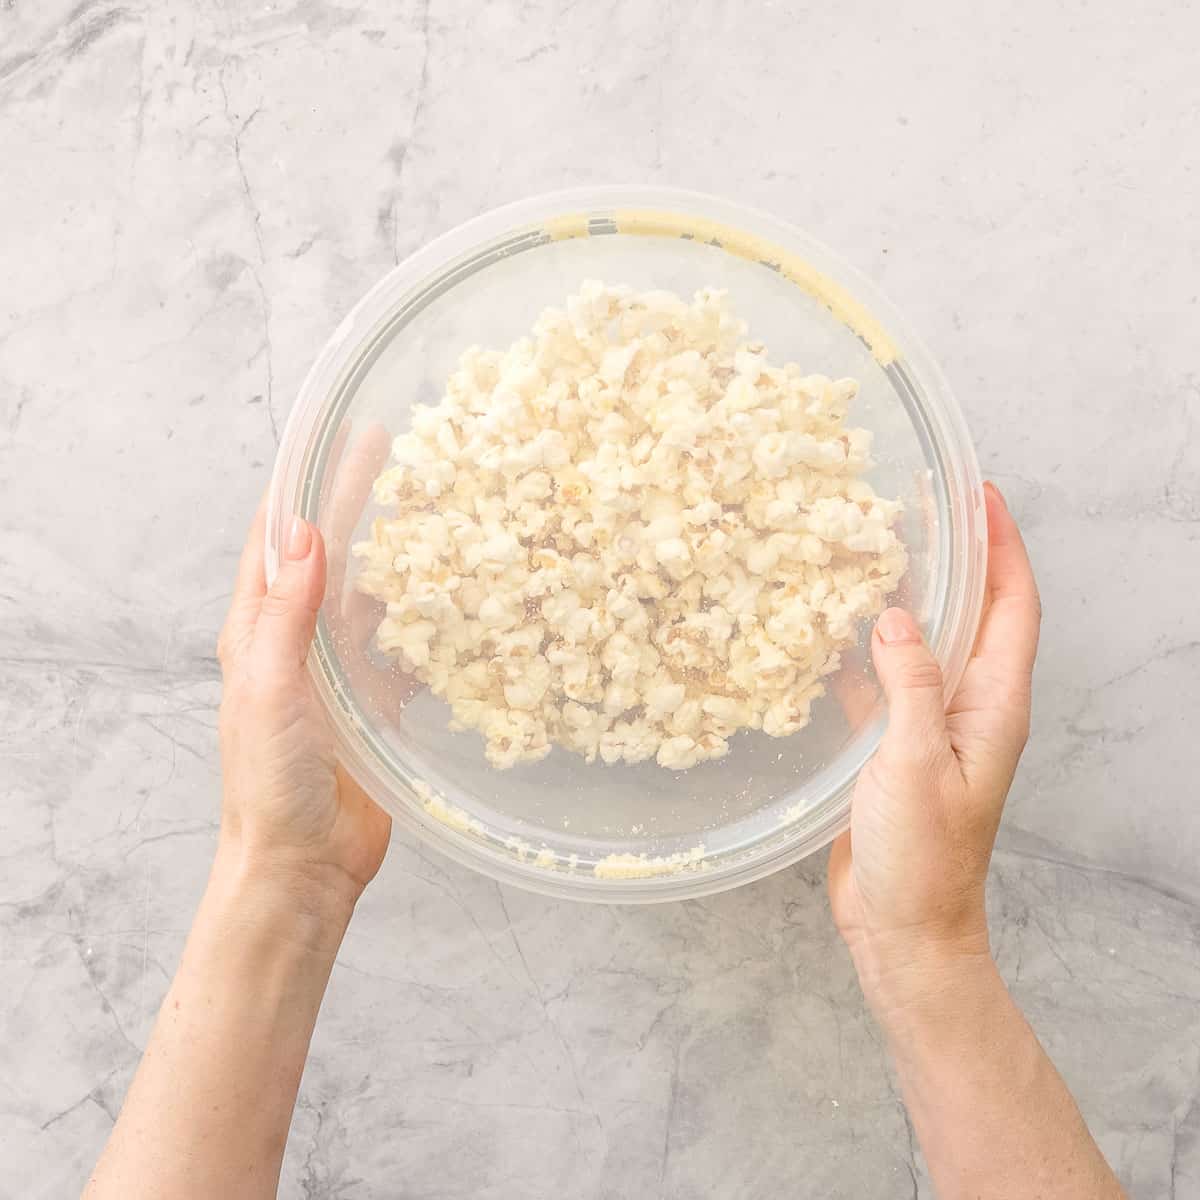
[2,2,1199,1197]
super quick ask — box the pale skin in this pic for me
[828,483,1125,1199]
[85,481,1125,1200]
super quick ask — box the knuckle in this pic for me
[896,659,944,692]
[875,733,949,785]
[248,651,302,698]
[919,737,956,780]
[258,591,294,622]
[227,677,287,733]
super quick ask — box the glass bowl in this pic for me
[266,186,986,903]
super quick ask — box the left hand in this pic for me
[216,502,392,913]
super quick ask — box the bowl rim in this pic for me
[267,184,987,904]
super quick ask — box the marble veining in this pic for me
[2,2,1198,1196]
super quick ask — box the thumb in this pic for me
[871,607,951,768]
[254,516,326,672]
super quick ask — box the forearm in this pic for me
[869,952,1125,1200]
[84,848,353,1200]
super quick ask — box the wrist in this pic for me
[848,923,995,1028]
[854,935,1002,1047]
[208,839,358,961]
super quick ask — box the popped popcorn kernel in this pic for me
[354,284,907,770]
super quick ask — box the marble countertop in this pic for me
[3,2,1198,1196]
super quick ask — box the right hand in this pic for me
[828,482,1042,1011]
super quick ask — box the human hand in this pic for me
[828,482,1041,1012]
[216,499,392,922]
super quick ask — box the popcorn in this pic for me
[354,284,907,770]
[657,735,704,770]
[654,537,693,580]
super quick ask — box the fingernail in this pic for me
[286,516,312,561]
[877,607,921,645]
[985,481,1007,510]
